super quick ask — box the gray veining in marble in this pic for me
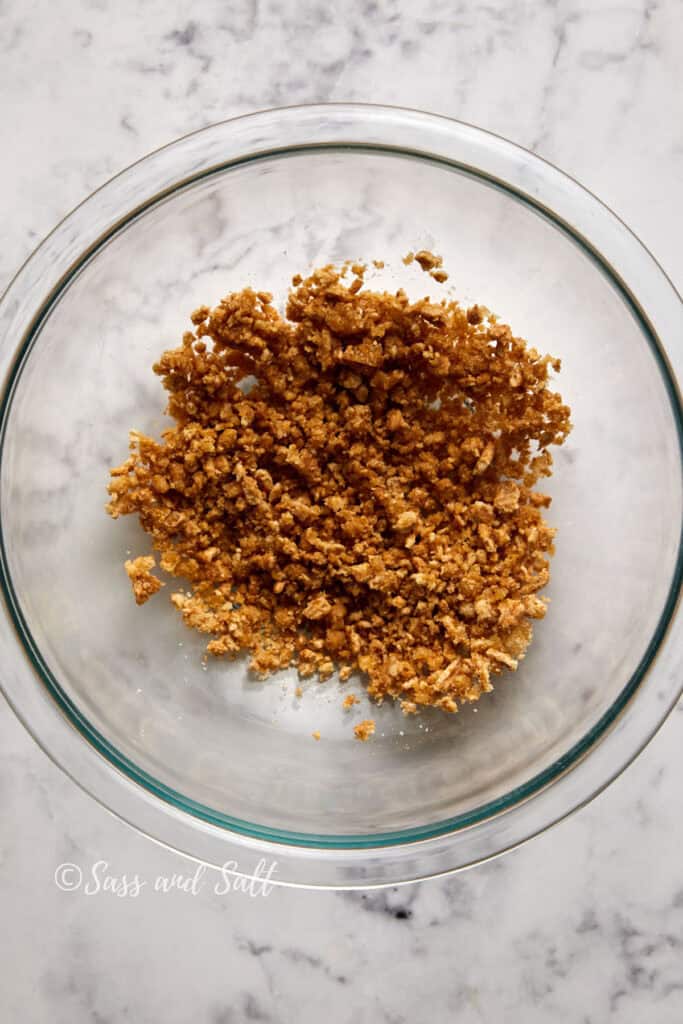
[1,0,682,1021]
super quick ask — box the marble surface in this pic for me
[1,0,682,1020]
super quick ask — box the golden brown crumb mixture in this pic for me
[354,719,376,742]
[107,260,571,716]
[343,694,360,709]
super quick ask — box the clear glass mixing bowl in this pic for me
[0,105,681,887]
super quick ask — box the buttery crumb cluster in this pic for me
[107,261,571,719]
[125,555,163,605]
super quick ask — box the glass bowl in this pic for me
[1,104,681,888]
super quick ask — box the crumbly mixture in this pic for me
[354,719,376,742]
[107,260,571,718]
[125,555,163,605]
[343,694,360,709]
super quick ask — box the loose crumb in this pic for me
[295,686,303,698]
[124,555,163,605]
[354,719,376,742]
[107,259,571,719]
[343,694,359,709]
[414,249,442,273]
[404,249,449,283]
[312,730,321,741]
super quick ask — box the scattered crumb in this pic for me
[107,258,570,718]
[412,249,449,283]
[354,719,376,742]
[372,259,385,269]
[343,694,359,709]
[295,686,303,698]
[124,555,163,605]
[413,249,442,272]
[312,730,321,741]
[403,249,449,283]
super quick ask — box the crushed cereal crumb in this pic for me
[413,249,441,272]
[124,555,163,605]
[107,259,571,719]
[343,694,360,709]
[404,249,449,283]
[354,719,376,741]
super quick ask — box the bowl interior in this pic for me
[2,147,681,841]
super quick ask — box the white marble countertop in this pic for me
[1,1,682,1020]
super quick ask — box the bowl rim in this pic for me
[0,102,681,887]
